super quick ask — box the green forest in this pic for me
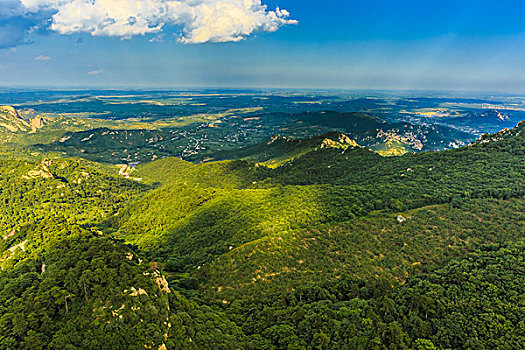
[0,121,523,349]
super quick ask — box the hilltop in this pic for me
[208,131,360,166]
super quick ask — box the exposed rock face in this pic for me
[267,134,288,145]
[8,240,27,254]
[0,105,31,133]
[376,129,424,151]
[320,132,359,149]
[336,133,356,145]
[0,106,46,133]
[3,230,15,240]
[30,116,45,132]
[153,271,171,294]
[127,287,148,297]
[22,164,54,180]
[0,106,18,117]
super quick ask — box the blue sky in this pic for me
[2,0,525,91]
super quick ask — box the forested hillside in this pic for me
[114,122,524,271]
[0,121,523,349]
[0,158,247,349]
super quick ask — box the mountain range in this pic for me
[1,113,523,349]
[0,106,477,163]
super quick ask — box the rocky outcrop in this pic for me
[0,105,31,133]
[22,161,55,180]
[0,106,47,133]
[153,271,171,294]
[30,116,45,132]
[320,132,359,149]
[476,120,524,144]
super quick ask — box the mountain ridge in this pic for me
[207,131,360,166]
[1,111,524,349]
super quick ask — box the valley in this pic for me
[0,89,524,349]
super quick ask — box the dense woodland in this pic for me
[0,121,523,349]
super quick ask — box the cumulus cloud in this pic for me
[171,2,298,44]
[16,0,296,44]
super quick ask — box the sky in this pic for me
[2,0,525,91]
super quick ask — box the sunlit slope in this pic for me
[134,157,260,188]
[208,131,360,166]
[110,184,365,271]
[0,158,145,233]
[201,198,525,301]
[111,122,524,285]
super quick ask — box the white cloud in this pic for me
[35,54,50,60]
[87,69,103,75]
[170,2,298,44]
[18,0,296,44]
